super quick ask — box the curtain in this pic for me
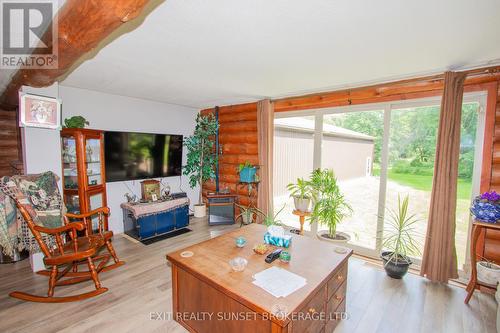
[257,99,274,218]
[420,71,467,283]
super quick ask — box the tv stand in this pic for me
[121,198,189,240]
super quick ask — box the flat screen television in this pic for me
[104,131,183,182]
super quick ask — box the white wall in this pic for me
[58,86,198,233]
[21,84,62,179]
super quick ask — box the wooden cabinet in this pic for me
[60,128,108,230]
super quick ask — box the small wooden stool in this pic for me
[465,220,500,304]
[292,210,311,235]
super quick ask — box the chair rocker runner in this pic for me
[10,205,125,303]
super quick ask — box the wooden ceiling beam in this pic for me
[0,0,151,110]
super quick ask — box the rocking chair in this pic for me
[10,204,124,302]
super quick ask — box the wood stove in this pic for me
[206,193,237,225]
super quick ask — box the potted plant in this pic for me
[183,113,219,218]
[309,169,352,243]
[381,194,420,279]
[235,204,265,225]
[238,161,257,183]
[63,116,89,128]
[287,177,312,212]
[470,191,500,223]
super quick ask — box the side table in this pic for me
[465,220,500,304]
[291,209,311,235]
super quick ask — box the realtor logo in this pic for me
[1,0,58,69]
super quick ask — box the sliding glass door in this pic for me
[321,110,384,254]
[273,116,315,231]
[273,95,486,269]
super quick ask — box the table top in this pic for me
[473,220,500,230]
[292,209,311,217]
[166,223,351,316]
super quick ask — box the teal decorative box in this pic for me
[264,232,292,248]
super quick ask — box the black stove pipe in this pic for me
[215,106,220,193]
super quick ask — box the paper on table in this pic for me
[252,267,307,298]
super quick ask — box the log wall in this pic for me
[201,103,259,206]
[483,83,500,260]
[0,110,23,176]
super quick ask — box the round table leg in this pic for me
[299,216,305,235]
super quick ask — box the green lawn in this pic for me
[373,168,472,201]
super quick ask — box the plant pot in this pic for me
[193,204,206,218]
[381,251,412,279]
[239,167,257,183]
[241,212,253,225]
[477,261,500,286]
[316,231,351,244]
[293,196,311,212]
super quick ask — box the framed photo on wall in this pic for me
[19,92,61,129]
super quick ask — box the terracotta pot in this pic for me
[194,204,206,218]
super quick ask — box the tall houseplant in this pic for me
[287,177,312,212]
[381,194,420,279]
[309,169,352,243]
[183,113,219,217]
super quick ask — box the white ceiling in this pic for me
[6,0,500,109]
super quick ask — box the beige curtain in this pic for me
[257,99,274,217]
[420,71,467,283]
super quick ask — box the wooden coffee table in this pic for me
[167,223,352,333]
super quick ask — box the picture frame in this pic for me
[19,92,61,129]
[141,180,161,202]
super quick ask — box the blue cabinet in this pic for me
[175,205,189,229]
[156,210,175,234]
[123,204,189,240]
[138,214,156,239]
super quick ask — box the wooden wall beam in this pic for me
[274,68,500,112]
[0,0,151,110]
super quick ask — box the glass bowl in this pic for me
[229,257,248,272]
[235,236,247,248]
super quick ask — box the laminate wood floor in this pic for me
[0,218,496,333]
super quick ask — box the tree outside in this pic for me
[325,103,479,267]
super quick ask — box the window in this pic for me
[273,94,486,271]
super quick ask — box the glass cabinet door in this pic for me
[62,136,79,190]
[85,138,103,187]
[89,192,105,230]
[64,194,80,214]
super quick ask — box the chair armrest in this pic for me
[65,207,110,219]
[33,222,85,235]
[65,207,110,234]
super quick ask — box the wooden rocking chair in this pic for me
[10,204,124,303]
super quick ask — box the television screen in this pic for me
[104,131,183,182]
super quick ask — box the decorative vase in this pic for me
[470,197,500,223]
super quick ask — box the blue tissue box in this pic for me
[264,232,292,248]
